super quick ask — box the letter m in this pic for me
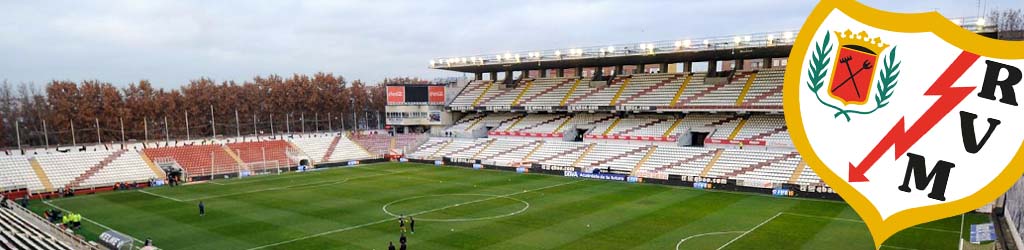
[897,153,955,201]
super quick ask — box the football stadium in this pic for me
[2,1,1024,250]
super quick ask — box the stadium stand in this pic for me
[0,200,94,249]
[0,156,45,193]
[143,144,241,178]
[409,137,817,186]
[227,140,296,169]
[77,150,160,189]
[349,133,428,156]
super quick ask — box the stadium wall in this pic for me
[1004,176,1024,249]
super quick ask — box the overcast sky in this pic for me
[1,0,1020,89]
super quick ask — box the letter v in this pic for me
[960,111,1001,154]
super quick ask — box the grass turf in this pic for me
[29,162,987,250]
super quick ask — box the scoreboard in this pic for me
[387,85,445,105]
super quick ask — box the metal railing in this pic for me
[429,16,994,69]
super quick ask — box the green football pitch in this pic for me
[31,162,988,249]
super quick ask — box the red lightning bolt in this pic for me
[847,51,980,182]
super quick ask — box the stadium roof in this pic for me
[429,16,993,73]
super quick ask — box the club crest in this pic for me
[807,29,901,121]
[785,0,1024,248]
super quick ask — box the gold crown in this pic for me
[833,30,889,53]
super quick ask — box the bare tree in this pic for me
[989,9,1024,40]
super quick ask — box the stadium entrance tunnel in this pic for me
[382,194,530,222]
[688,132,709,147]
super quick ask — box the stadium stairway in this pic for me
[552,116,575,134]
[588,145,650,168]
[613,118,669,136]
[788,160,809,184]
[509,79,534,106]
[535,143,592,164]
[27,158,54,192]
[469,139,497,159]
[725,116,750,140]
[721,151,800,178]
[221,145,247,165]
[428,140,453,158]
[662,118,684,137]
[618,74,684,106]
[707,114,744,127]
[654,148,718,172]
[674,76,733,107]
[501,116,527,132]
[446,139,495,157]
[668,74,693,107]
[571,144,597,167]
[517,78,574,106]
[471,82,495,106]
[322,135,343,162]
[514,114,572,132]
[699,149,726,177]
[520,141,545,161]
[477,86,516,106]
[600,117,622,136]
[565,79,619,105]
[630,146,658,175]
[742,84,784,107]
[608,77,632,106]
[480,140,541,161]
[747,126,789,141]
[67,150,125,189]
[137,150,168,180]
[734,72,759,106]
[559,79,583,106]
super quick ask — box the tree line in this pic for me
[0,74,427,149]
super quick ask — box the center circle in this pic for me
[381,194,530,222]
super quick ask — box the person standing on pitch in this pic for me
[399,233,407,245]
[198,201,205,217]
[409,216,415,234]
[388,242,396,250]
[398,215,406,233]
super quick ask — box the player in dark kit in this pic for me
[409,216,415,233]
[398,215,406,232]
[388,242,396,250]
[198,201,205,217]
[399,233,407,245]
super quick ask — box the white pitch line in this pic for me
[245,180,583,250]
[138,189,184,202]
[716,212,783,250]
[43,200,145,244]
[676,231,744,250]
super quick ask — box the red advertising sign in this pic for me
[428,86,445,104]
[387,86,405,104]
